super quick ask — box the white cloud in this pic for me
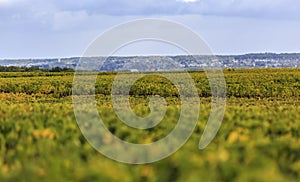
[0,0,24,6]
[0,0,12,5]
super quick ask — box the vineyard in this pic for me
[0,68,300,181]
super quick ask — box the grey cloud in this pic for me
[60,0,300,19]
[1,0,299,33]
[1,0,300,58]
[1,0,300,18]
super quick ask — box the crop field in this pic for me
[0,68,300,181]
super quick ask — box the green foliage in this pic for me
[0,68,299,181]
[0,66,74,72]
[0,68,299,99]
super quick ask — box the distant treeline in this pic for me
[0,66,74,72]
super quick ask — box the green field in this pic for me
[0,69,300,181]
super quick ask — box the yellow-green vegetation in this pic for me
[0,68,300,181]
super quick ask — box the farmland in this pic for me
[0,68,300,181]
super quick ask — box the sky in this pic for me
[0,0,300,58]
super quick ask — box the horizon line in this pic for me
[1,52,300,60]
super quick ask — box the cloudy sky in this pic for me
[0,0,300,58]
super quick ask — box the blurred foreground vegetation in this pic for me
[0,68,300,181]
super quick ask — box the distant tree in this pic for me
[0,65,74,72]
